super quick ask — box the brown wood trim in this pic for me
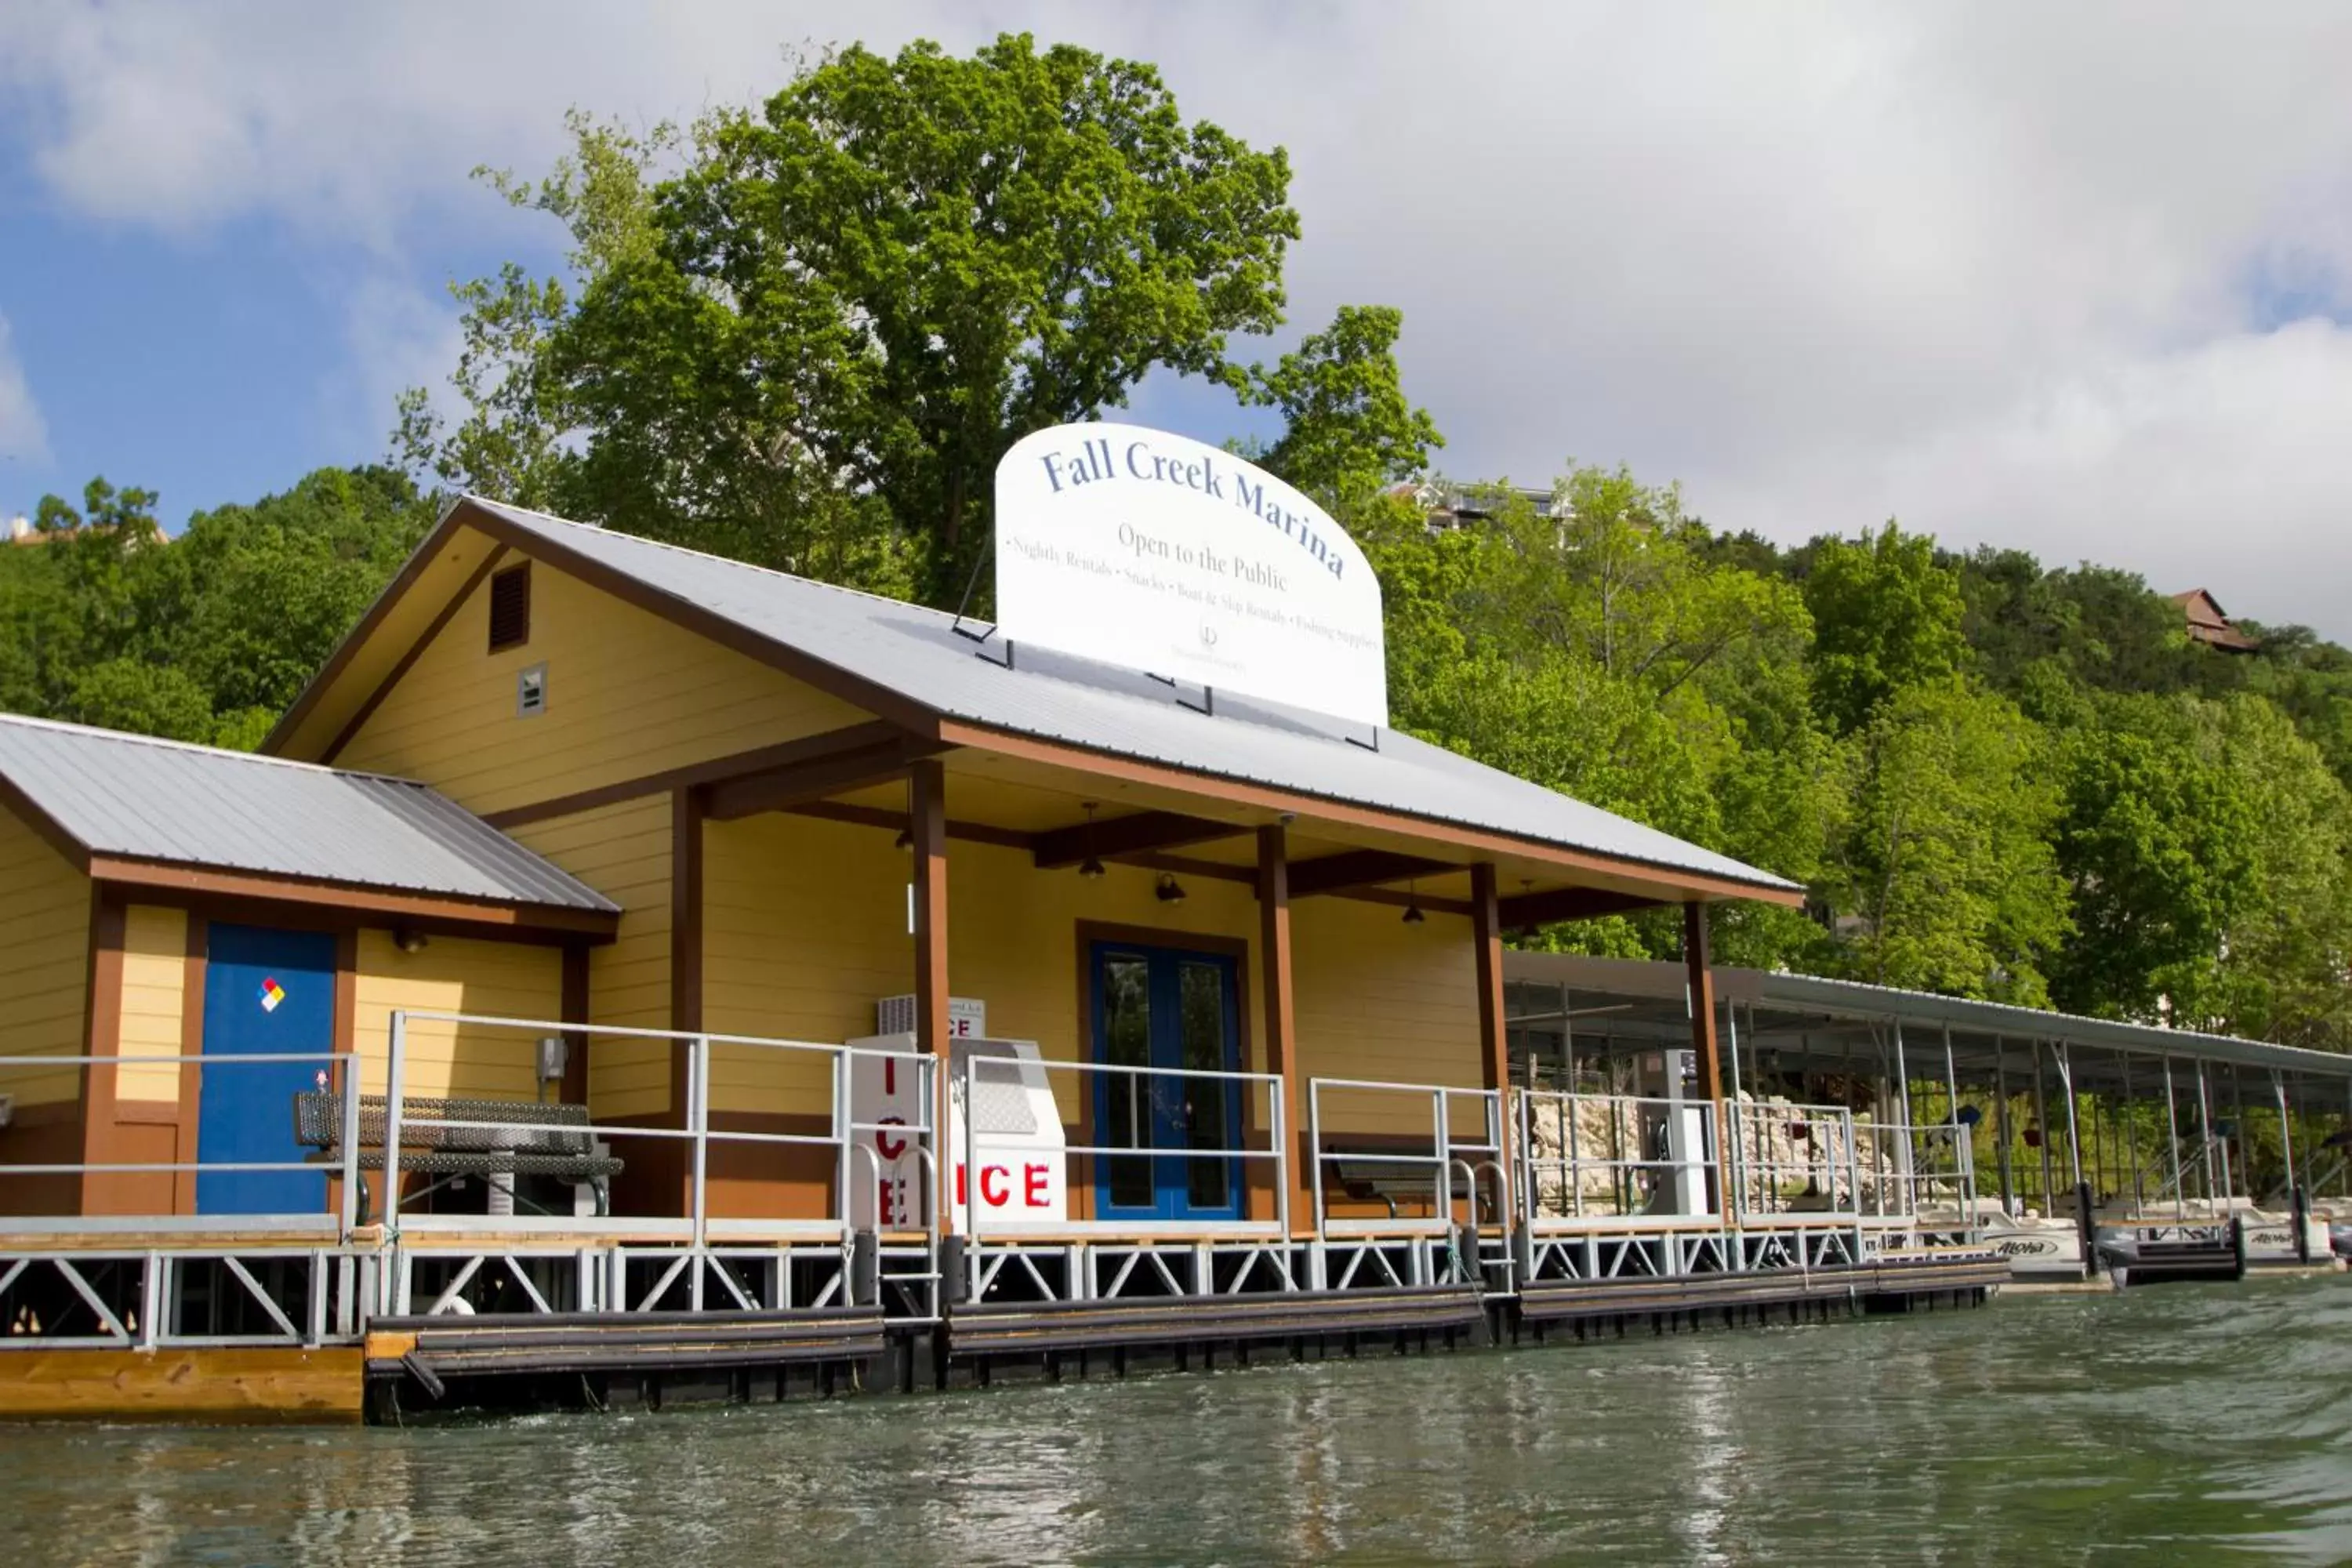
[174,916,207,1216]
[86,857,620,939]
[1501,885,1668,929]
[1685,901,1722,1106]
[934,719,1806,907]
[1287,849,1453,899]
[319,544,508,767]
[453,499,943,738]
[1033,809,1248,870]
[481,720,916,831]
[1471,864,1514,1192]
[704,738,944,822]
[560,944,590,1105]
[910,761,952,1232]
[1254,826,1305,1232]
[79,894,125,1189]
[263,503,482,756]
[670,785,705,1047]
[113,1101,180,1125]
[0,774,92,873]
[783,798,1036,852]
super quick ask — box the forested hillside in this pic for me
[5,33,2345,1048]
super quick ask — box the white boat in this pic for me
[1976,1210,2086,1280]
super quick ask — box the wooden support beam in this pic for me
[1683,901,1722,1107]
[1498,884,1665,931]
[1472,864,1514,1216]
[1258,825,1310,1235]
[1031,809,1248,870]
[702,736,938,822]
[910,760,953,1236]
[1284,849,1454,899]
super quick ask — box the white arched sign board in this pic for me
[993,423,1387,728]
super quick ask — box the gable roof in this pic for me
[2169,588,2259,652]
[0,713,618,923]
[288,496,1793,899]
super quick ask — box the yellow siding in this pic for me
[332,543,873,817]
[510,797,672,1119]
[700,814,1267,1128]
[115,906,188,1105]
[351,931,562,1101]
[1294,901,1485,1140]
[0,810,89,1107]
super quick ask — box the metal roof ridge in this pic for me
[0,710,429,789]
[463,494,968,624]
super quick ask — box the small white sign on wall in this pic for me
[994,422,1388,728]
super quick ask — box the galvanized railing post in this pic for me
[378,1012,409,1312]
[833,1047,852,1244]
[1308,1078,1327,1243]
[691,1035,710,1255]
[337,1048,363,1238]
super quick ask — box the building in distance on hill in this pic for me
[2171,587,2259,653]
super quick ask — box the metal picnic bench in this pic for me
[295,1091,623,1221]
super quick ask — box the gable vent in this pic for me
[487,563,532,652]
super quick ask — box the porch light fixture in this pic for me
[1401,880,1426,924]
[394,927,429,955]
[1077,802,1106,879]
[1155,873,1186,905]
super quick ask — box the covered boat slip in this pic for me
[1504,955,2352,1288]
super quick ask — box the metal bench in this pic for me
[295,1092,623,1221]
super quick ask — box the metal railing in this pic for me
[1515,1089,1716,1228]
[1861,1114,1980,1228]
[960,1052,1288,1246]
[379,1012,936,1250]
[1724,1100,1862,1220]
[1309,1078,1504,1237]
[0,1051,361,1232]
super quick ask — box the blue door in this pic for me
[197,924,334,1215]
[1091,942,1243,1221]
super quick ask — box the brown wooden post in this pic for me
[1257,823,1308,1236]
[1471,864,1513,1227]
[910,760,953,1234]
[1683,899,1722,1104]
[660,784,706,1218]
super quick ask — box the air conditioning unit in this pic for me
[876,995,985,1038]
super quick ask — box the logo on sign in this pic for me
[993,423,1387,729]
[259,978,286,1014]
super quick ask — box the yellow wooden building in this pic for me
[1,493,1801,1240]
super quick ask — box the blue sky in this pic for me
[4,2,2351,636]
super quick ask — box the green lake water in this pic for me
[2,1276,2348,1566]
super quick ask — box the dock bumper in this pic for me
[1517,1251,2008,1323]
[364,1307,889,1388]
[946,1285,1487,1360]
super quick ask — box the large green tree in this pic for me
[1803,522,1969,734]
[2046,694,2256,1020]
[1822,682,2068,1001]
[404,34,1323,606]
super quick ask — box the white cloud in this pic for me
[0,313,51,468]
[5,2,2352,630]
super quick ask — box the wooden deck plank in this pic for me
[0,1347,365,1424]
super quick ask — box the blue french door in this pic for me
[1091,942,1243,1221]
[197,924,335,1215]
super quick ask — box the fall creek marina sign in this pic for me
[993,422,1388,729]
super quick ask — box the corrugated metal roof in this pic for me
[1503,951,2352,1083]
[0,713,616,913]
[465,498,1798,895]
